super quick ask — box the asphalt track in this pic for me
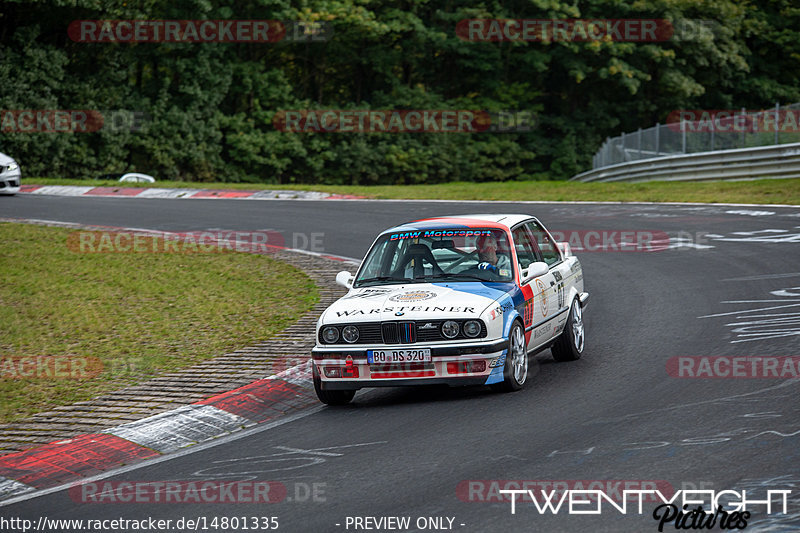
[2,194,800,532]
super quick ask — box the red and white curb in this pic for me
[19,184,364,200]
[0,362,316,501]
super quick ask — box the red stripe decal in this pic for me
[196,379,316,423]
[0,434,158,489]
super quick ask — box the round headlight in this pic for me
[342,325,360,343]
[441,320,460,339]
[322,326,339,343]
[463,320,481,338]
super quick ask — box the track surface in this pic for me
[2,195,800,532]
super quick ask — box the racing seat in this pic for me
[392,244,443,278]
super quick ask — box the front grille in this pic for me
[320,319,487,345]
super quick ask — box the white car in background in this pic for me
[0,153,21,195]
[118,173,156,183]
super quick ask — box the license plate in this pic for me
[368,349,431,364]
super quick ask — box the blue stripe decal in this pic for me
[484,350,507,384]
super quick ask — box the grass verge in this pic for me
[26,177,800,205]
[0,223,318,423]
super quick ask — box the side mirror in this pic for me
[335,271,354,289]
[521,261,549,283]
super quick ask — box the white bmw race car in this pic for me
[311,214,588,405]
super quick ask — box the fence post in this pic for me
[655,123,660,156]
[710,122,714,151]
[682,119,686,153]
[775,102,780,145]
[741,107,746,148]
[620,131,626,163]
[637,128,642,159]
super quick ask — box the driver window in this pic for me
[525,221,561,266]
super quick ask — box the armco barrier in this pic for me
[570,142,800,183]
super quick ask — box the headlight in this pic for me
[6,163,18,172]
[441,320,459,339]
[342,325,360,343]
[463,320,481,338]
[322,326,339,343]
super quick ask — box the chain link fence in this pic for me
[592,102,800,169]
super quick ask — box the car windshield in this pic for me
[354,227,514,287]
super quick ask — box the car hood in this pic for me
[322,282,516,322]
[0,152,16,166]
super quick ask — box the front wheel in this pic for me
[551,298,584,362]
[313,364,356,405]
[492,321,528,392]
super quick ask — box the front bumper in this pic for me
[0,169,21,195]
[312,338,508,390]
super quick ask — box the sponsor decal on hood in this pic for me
[325,283,506,321]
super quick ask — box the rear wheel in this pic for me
[551,298,584,362]
[313,364,356,405]
[492,321,528,392]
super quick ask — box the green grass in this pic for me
[0,223,318,423]
[27,176,800,205]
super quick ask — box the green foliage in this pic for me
[1,0,797,182]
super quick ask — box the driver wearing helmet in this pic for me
[476,232,511,273]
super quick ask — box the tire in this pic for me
[313,364,356,405]
[491,320,528,392]
[551,298,584,362]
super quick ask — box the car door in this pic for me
[523,219,571,338]
[511,224,558,350]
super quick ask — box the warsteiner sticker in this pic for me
[389,290,437,302]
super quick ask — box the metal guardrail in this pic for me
[575,102,800,182]
[570,142,800,183]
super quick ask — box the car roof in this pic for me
[380,214,534,235]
